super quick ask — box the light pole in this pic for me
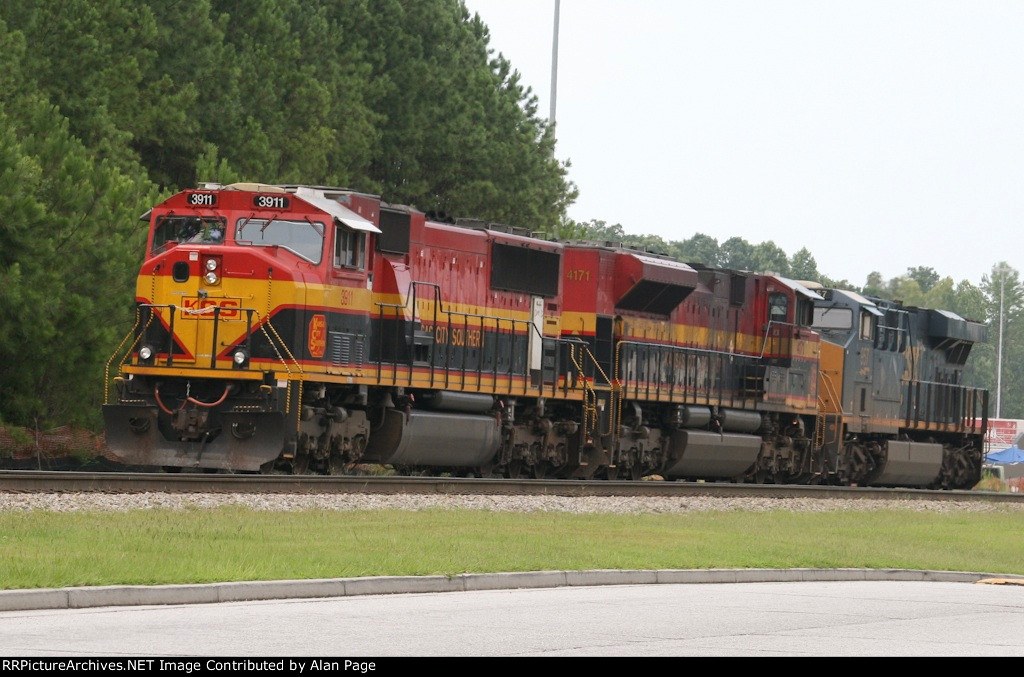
[996,264,1011,419]
[550,0,560,126]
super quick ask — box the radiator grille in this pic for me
[329,331,364,366]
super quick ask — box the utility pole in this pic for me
[550,0,560,126]
[997,264,1010,418]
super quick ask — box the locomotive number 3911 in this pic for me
[186,193,216,206]
[254,195,290,209]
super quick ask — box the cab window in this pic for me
[335,225,366,270]
[859,310,875,340]
[236,218,324,264]
[795,298,814,326]
[768,293,788,322]
[812,306,853,330]
[152,216,226,253]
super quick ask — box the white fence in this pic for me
[985,418,1024,455]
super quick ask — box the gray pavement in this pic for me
[1,570,1024,656]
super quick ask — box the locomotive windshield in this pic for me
[812,305,853,330]
[151,216,226,253]
[235,218,325,264]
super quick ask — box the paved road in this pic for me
[2,575,1023,656]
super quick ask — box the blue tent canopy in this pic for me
[986,446,1024,464]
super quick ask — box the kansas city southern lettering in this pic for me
[420,323,483,348]
[308,314,327,358]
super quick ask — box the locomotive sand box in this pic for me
[103,183,988,488]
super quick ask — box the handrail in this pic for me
[615,339,761,398]
[104,307,153,404]
[815,370,843,449]
[819,369,842,414]
[901,378,987,433]
[375,279,580,398]
[612,339,778,440]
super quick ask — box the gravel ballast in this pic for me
[2,492,1023,513]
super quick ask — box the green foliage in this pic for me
[0,0,576,219]
[979,263,1024,417]
[749,241,790,276]
[677,233,722,266]
[788,247,820,282]
[0,94,158,427]
[361,0,575,228]
[720,236,754,270]
[906,266,941,293]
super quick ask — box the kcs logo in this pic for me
[182,297,240,319]
[308,314,327,358]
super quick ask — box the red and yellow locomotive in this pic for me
[104,183,987,487]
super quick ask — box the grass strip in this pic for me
[1,507,1022,590]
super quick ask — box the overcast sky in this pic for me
[462,0,1024,287]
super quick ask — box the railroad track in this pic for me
[1,470,1022,504]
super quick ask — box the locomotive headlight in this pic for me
[232,348,250,369]
[204,271,219,285]
[205,258,218,272]
[138,345,153,361]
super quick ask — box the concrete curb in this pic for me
[1,569,1021,612]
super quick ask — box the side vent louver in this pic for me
[329,332,365,366]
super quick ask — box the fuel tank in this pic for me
[418,391,495,413]
[662,429,762,479]
[868,440,943,487]
[363,408,501,467]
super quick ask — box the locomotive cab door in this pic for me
[326,218,377,372]
[528,295,544,372]
[847,305,881,432]
[764,290,793,366]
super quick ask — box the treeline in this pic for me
[0,0,573,429]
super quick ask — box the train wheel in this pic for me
[532,461,553,479]
[260,461,287,475]
[506,460,524,478]
[292,454,310,475]
[328,456,347,475]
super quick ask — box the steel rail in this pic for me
[0,470,1021,504]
